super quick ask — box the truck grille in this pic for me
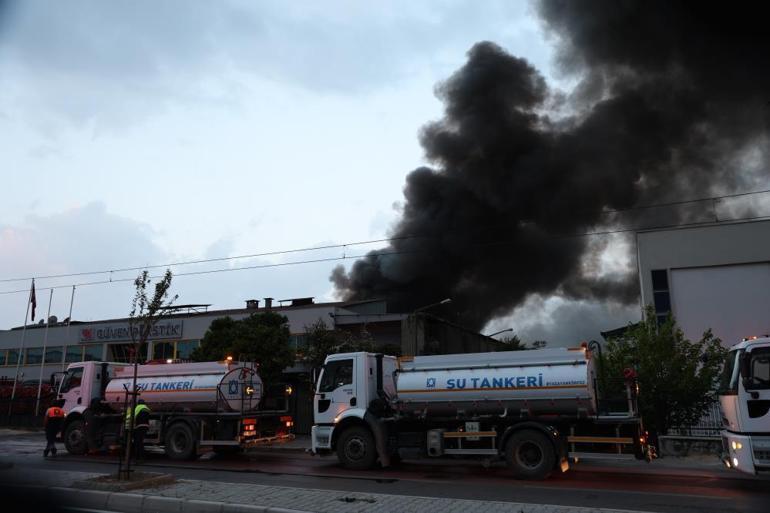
[754,449,770,465]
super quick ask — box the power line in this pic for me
[0,249,416,296]
[2,212,770,297]
[0,235,424,284]
[3,186,768,287]
[600,187,770,214]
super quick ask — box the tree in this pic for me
[496,334,528,351]
[303,319,380,370]
[121,269,177,479]
[191,312,294,384]
[602,306,726,443]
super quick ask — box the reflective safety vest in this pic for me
[46,406,65,418]
[125,403,151,429]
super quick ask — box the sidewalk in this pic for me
[0,465,654,513]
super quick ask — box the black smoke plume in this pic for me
[332,1,770,330]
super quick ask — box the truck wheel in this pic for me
[64,419,87,455]
[337,426,377,470]
[164,423,197,460]
[505,429,555,480]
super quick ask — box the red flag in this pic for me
[30,279,37,322]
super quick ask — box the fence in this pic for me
[667,401,723,438]
[0,378,56,427]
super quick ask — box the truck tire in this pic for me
[164,422,197,460]
[63,419,88,455]
[337,426,377,470]
[505,429,555,480]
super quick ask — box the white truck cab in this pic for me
[719,337,770,474]
[57,361,129,415]
[311,352,396,458]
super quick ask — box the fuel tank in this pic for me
[104,361,263,412]
[395,348,596,417]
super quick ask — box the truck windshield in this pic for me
[60,367,83,393]
[718,349,740,394]
[318,359,353,393]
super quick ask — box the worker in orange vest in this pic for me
[43,399,66,457]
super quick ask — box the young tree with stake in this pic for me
[120,269,177,479]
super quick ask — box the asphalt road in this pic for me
[1,430,769,513]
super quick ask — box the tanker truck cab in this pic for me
[312,353,398,468]
[58,362,129,413]
[720,337,770,475]
[312,349,652,479]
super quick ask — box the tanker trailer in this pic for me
[55,359,294,459]
[311,348,654,479]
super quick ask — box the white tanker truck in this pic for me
[311,348,655,479]
[55,359,294,459]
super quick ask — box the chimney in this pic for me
[245,299,259,310]
[264,297,273,310]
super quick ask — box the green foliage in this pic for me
[496,334,528,351]
[303,319,382,369]
[128,269,178,351]
[191,312,294,383]
[602,306,727,436]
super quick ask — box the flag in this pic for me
[30,279,37,322]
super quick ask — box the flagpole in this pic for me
[35,288,54,416]
[8,279,33,418]
[65,285,76,366]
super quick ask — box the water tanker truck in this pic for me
[312,348,655,479]
[54,359,294,459]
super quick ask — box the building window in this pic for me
[107,343,147,363]
[83,344,103,361]
[65,346,82,363]
[45,346,64,364]
[651,269,671,325]
[289,334,308,351]
[152,341,175,360]
[25,347,44,365]
[0,349,6,366]
[175,340,199,360]
[7,348,20,367]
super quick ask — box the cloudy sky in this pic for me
[0,0,637,344]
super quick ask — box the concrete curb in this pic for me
[38,486,312,513]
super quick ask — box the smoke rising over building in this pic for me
[332,1,770,330]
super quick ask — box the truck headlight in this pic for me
[732,457,739,468]
[731,441,743,450]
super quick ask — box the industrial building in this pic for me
[636,218,770,347]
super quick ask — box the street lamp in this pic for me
[413,298,452,314]
[486,328,513,338]
[410,298,451,355]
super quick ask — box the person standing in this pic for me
[43,399,65,457]
[124,398,151,461]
